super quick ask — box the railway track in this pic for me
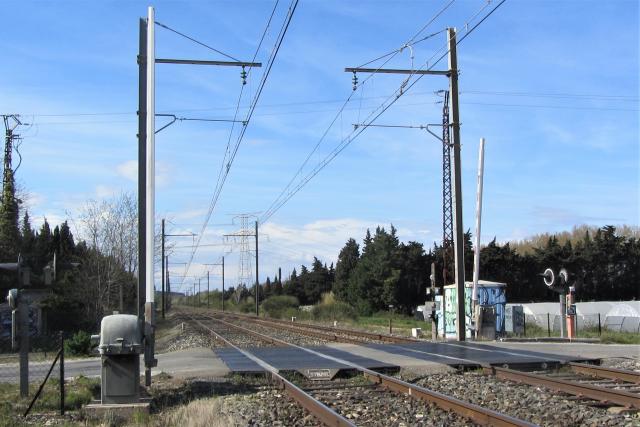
[185,311,536,426]
[208,309,640,411]
[210,309,417,344]
[483,364,640,410]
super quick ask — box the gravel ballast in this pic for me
[411,370,638,427]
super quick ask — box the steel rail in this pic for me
[212,312,370,345]
[188,315,355,427]
[191,312,536,426]
[568,362,640,384]
[484,366,640,409]
[213,309,417,343]
[363,371,535,427]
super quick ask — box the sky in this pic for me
[1,0,638,294]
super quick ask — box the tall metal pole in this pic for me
[161,218,165,319]
[198,279,201,306]
[207,270,210,308]
[222,256,225,312]
[165,255,170,311]
[431,262,437,341]
[18,298,28,397]
[471,138,485,313]
[144,6,157,386]
[448,27,466,342]
[255,221,259,317]
[137,17,147,324]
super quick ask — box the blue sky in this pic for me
[1,0,638,293]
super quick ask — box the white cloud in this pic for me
[116,160,172,187]
[116,160,138,182]
[95,185,118,199]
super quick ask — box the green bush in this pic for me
[311,301,358,321]
[237,300,255,314]
[261,295,299,318]
[64,331,92,356]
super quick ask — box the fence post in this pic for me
[59,332,64,415]
[598,313,601,336]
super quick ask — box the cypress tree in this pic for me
[0,168,20,261]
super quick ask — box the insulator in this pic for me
[352,71,358,91]
[241,66,247,85]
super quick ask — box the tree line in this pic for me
[256,224,639,316]
[0,186,139,332]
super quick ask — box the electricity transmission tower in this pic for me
[2,115,23,196]
[224,214,260,315]
[441,91,454,286]
[236,215,253,291]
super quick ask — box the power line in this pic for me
[260,0,507,225]
[25,88,637,119]
[178,1,281,288]
[260,2,458,225]
[182,0,298,285]
[155,20,241,62]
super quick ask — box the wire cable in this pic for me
[181,0,298,285]
[155,20,241,62]
[259,1,458,225]
[260,0,507,224]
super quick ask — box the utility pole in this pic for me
[447,28,466,342]
[430,262,437,341]
[160,219,194,319]
[345,28,466,341]
[136,6,261,386]
[255,220,259,317]
[205,257,225,311]
[165,256,170,310]
[161,219,165,319]
[222,257,225,311]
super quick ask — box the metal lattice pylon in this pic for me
[441,91,454,285]
[235,214,253,291]
[2,115,22,196]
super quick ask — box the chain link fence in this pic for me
[523,313,640,337]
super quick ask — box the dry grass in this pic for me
[155,397,239,427]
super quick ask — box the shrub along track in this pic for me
[183,309,536,426]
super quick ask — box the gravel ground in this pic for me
[225,389,321,426]
[222,317,331,347]
[156,313,222,352]
[305,379,474,426]
[600,357,640,372]
[223,376,475,427]
[219,313,402,345]
[411,371,639,427]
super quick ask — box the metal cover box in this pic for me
[98,314,142,355]
[505,305,524,334]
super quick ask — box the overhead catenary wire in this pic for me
[26,88,638,120]
[176,0,281,290]
[260,0,508,225]
[181,0,298,288]
[154,20,241,62]
[259,1,458,226]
